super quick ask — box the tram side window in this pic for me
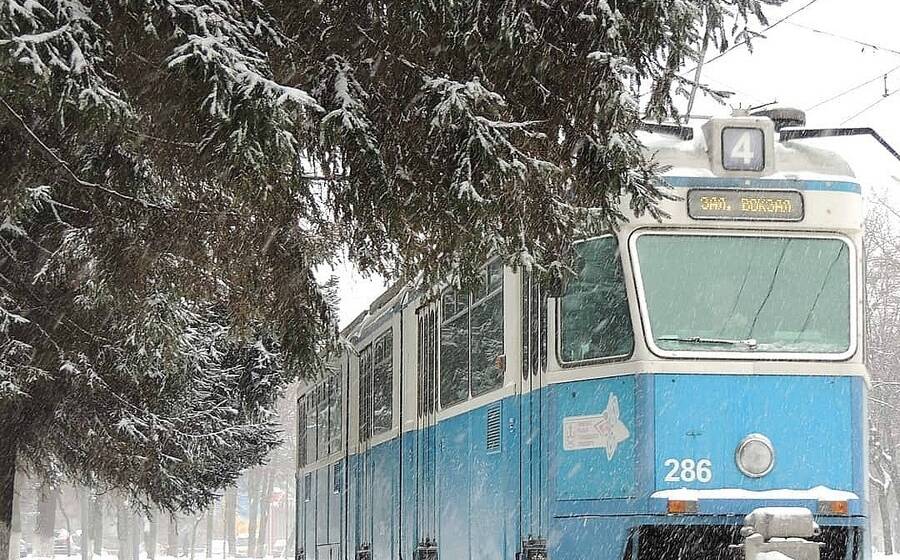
[297,397,307,468]
[418,309,438,417]
[327,375,342,454]
[560,236,633,362]
[373,331,393,434]
[305,390,317,464]
[359,347,371,443]
[418,316,424,418]
[316,383,328,457]
[359,329,393,441]
[471,260,504,396]
[440,260,505,408]
[441,290,469,407]
[522,272,549,379]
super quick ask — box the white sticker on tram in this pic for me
[663,458,713,483]
[562,393,630,460]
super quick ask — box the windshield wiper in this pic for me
[658,335,759,350]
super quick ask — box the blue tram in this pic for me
[296,110,869,560]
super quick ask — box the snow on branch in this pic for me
[1,0,130,115]
[422,76,558,202]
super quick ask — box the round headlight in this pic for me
[736,434,775,478]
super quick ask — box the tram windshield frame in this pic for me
[629,230,858,361]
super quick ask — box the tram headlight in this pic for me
[735,434,775,478]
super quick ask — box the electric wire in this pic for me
[685,0,825,74]
[639,0,824,104]
[662,0,824,113]
[787,21,900,57]
[840,90,898,125]
[806,64,900,111]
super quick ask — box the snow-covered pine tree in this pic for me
[0,0,778,557]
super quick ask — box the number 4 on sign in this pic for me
[730,131,756,165]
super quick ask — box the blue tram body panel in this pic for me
[298,373,867,560]
[435,399,520,560]
[547,373,868,560]
[369,441,400,560]
[653,374,856,492]
[549,374,866,503]
[436,411,471,560]
[553,376,637,500]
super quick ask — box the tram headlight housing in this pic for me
[735,434,775,478]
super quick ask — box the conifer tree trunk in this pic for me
[224,490,236,559]
[131,514,141,560]
[57,491,74,557]
[205,507,213,558]
[9,470,21,560]
[116,502,131,560]
[0,450,16,560]
[34,483,58,557]
[147,512,158,560]
[90,496,103,556]
[80,488,90,560]
[167,515,178,558]
[256,472,273,558]
[247,472,259,559]
[188,517,200,560]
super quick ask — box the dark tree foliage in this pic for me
[0,0,779,549]
[298,0,780,282]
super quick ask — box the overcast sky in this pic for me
[326,0,900,328]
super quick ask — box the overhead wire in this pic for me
[840,89,898,125]
[667,0,824,116]
[787,22,900,57]
[684,0,826,74]
[806,64,900,111]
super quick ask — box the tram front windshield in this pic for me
[634,233,853,356]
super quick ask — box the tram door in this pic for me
[296,396,309,560]
[354,330,397,560]
[413,307,439,558]
[519,273,550,555]
[354,346,374,559]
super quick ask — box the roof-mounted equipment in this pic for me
[780,126,900,162]
[639,122,694,141]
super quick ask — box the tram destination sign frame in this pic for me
[687,189,804,222]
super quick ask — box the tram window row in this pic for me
[439,259,505,407]
[297,245,641,454]
[297,375,342,468]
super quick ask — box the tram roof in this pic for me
[639,120,855,183]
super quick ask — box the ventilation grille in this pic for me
[486,403,502,453]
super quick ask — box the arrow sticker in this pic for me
[562,393,630,460]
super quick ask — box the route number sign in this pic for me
[722,127,765,171]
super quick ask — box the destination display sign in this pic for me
[687,189,804,221]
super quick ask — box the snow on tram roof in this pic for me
[639,118,856,181]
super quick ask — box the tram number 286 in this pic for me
[663,458,713,483]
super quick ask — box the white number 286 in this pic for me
[664,458,713,483]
